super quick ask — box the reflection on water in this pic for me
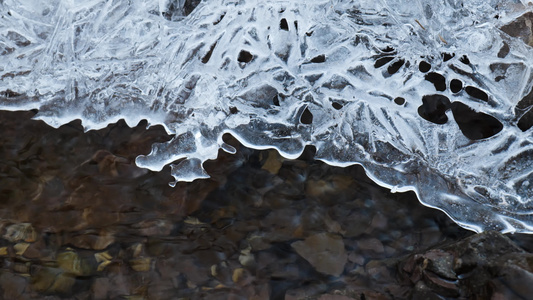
[0,110,473,299]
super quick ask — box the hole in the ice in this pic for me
[515,88,533,110]
[306,31,313,36]
[374,56,394,68]
[465,86,488,102]
[237,50,253,63]
[213,13,225,25]
[272,94,281,106]
[297,145,317,161]
[381,46,395,53]
[1,89,22,98]
[294,21,298,30]
[419,61,431,73]
[182,0,201,16]
[229,106,238,114]
[450,79,463,93]
[310,55,326,63]
[201,42,217,64]
[518,108,533,131]
[305,74,322,85]
[459,55,470,65]
[418,94,451,124]
[498,42,510,58]
[161,11,173,20]
[332,102,343,110]
[394,97,405,105]
[517,88,533,131]
[162,0,201,19]
[442,52,455,62]
[300,107,313,124]
[0,46,14,55]
[280,18,289,31]
[425,72,446,91]
[451,102,503,140]
[6,31,30,47]
[222,132,240,146]
[387,59,405,75]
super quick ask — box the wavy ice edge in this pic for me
[2,0,533,233]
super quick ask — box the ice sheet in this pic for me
[2,0,533,233]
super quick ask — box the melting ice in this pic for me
[2,0,533,233]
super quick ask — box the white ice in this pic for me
[1,0,533,233]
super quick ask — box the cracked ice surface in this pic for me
[2,0,533,233]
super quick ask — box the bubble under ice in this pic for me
[2,0,533,233]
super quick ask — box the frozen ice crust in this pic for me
[2,0,533,232]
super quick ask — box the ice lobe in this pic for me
[2,0,533,233]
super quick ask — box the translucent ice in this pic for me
[2,0,533,233]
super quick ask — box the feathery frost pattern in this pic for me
[2,0,533,232]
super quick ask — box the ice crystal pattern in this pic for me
[2,0,533,233]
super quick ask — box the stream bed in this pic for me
[1,110,533,299]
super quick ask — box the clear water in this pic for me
[0,110,471,299]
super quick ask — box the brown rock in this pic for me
[94,230,116,250]
[370,213,388,230]
[31,267,62,293]
[99,265,131,299]
[134,219,173,236]
[57,249,96,276]
[65,233,98,250]
[357,238,385,254]
[22,238,47,259]
[0,272,27,299]
[365,259,398,284]
[129,257,152,272]
[95,251,113,272]
[318,295,355,300]
[400,231,531,298]
[48,273,76,295]
[3,223,36,242]
[12,262,30,275]
[500,12,533,47]
[491,254,533,299]
[232,268,245,284]
[422,249,456,280]
[348,252,365,265]
[261,149,284,174]
[423,270,459,298]
[13,243,30,256]
[261,208,301,242]
[291,233,347,276]
[92,277,112,300]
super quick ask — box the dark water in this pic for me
[2,110,533,299]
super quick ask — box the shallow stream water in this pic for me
[3,110,533,299]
